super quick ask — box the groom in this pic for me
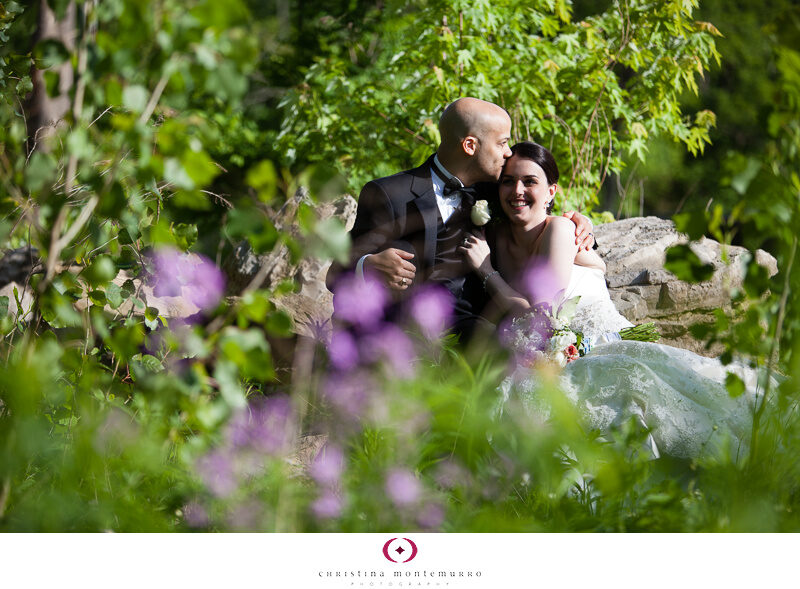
[327,97,594,337]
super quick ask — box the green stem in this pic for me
[750,235,797,464]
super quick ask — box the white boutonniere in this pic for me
[471,200,491,226]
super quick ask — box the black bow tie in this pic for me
[433,159,479,206]
[443,180,479,207]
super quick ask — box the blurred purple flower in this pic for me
[310,445,345,486]
[362,323,416,377]
[196,449,237,498]
[227,500,263,531]
[182,501,209,528]
[312,489,343,520]
[328,329,359,371]
[322,371,370,417]
[409,286,454,339]
[227,396,293,455]
[386,468,421,507]
[333,274,388,329]
[522,259,561,306]
[152,247,225,311]
[434,460,470,490]
[417,502,445,530]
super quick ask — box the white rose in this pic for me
[471,200,491,226]
[548,332,577,353]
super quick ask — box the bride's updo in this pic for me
[507,141,560,214]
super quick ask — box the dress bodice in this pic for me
[562,265,633,347]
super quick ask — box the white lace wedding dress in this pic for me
[499,265,764,459]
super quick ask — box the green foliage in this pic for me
[278,0,720,213]
[0,0,798,535]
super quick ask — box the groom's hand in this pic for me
[365,248,416,291]
[562,211,595,251]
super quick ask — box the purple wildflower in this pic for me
[328,329,359,371]
[152,247,225,311]
[227,396,293,455]
[332,274,388,329]
[312,489,343,520]
[227,500,262,531]
[417,502,445,530]
[361,323,416,378]
[522,259,561,306]
[182,501,210,528]
[196,449,237,498]
[434,460,470,490]
[409,286,454,339]
[385,468,421,507]
[322,371,370,417]
[310,445,345,486]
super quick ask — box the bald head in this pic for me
[437,97,512,185]
[439,97,509,151]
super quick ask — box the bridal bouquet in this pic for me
[502,296,589,368]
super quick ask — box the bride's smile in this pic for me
[499,156,558,226]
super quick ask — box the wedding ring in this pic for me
[401,278,407,286]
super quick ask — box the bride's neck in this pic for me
[510,217,547,253]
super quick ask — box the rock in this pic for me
[0,281,34,321]
[232,201,777,357]
[0,246,39,288]
[594,216,778,355]
[223,189,357,337]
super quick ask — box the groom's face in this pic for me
[474,114,512,182]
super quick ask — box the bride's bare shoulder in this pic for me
[543,215,576,236]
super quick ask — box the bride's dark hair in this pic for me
[508,141,559,214]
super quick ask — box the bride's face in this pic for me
[498,155,557,224]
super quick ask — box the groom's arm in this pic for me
[562,210,595,251]
[326,181,413,291]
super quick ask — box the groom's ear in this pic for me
[462,135,478,156]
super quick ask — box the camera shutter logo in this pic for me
[382,538,418,563]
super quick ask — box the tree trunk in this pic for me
[25,0,76,154]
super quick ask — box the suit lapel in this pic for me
[410,157,438,271]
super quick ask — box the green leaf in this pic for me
[121,279,136,298]
[265,310,293,337]
[98,182,127,218]
[246,160,278,203]
[0,296,8,317]
[83,256,117,286]
[44,70,60,97]
[88,290,107,306]
[33,39,70,69]
[81,255,117,286]
[181,149,219,187]
[310,217,350,264]
[725,372,746,398]
[105,282,123,309]
[122,84,149,113]
[664,244,714,283]
[672,212,707,241]
[144,306,160,331]
[164,157,195,190]
[171,223,198,251]
[25,151,57,193]
[730,158,761,195]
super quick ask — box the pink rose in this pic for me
[564,344,580,364]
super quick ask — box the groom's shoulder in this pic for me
[366,156,434,189]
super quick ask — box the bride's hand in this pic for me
[459,230,492,274]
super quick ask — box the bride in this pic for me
[459,141,761,460]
